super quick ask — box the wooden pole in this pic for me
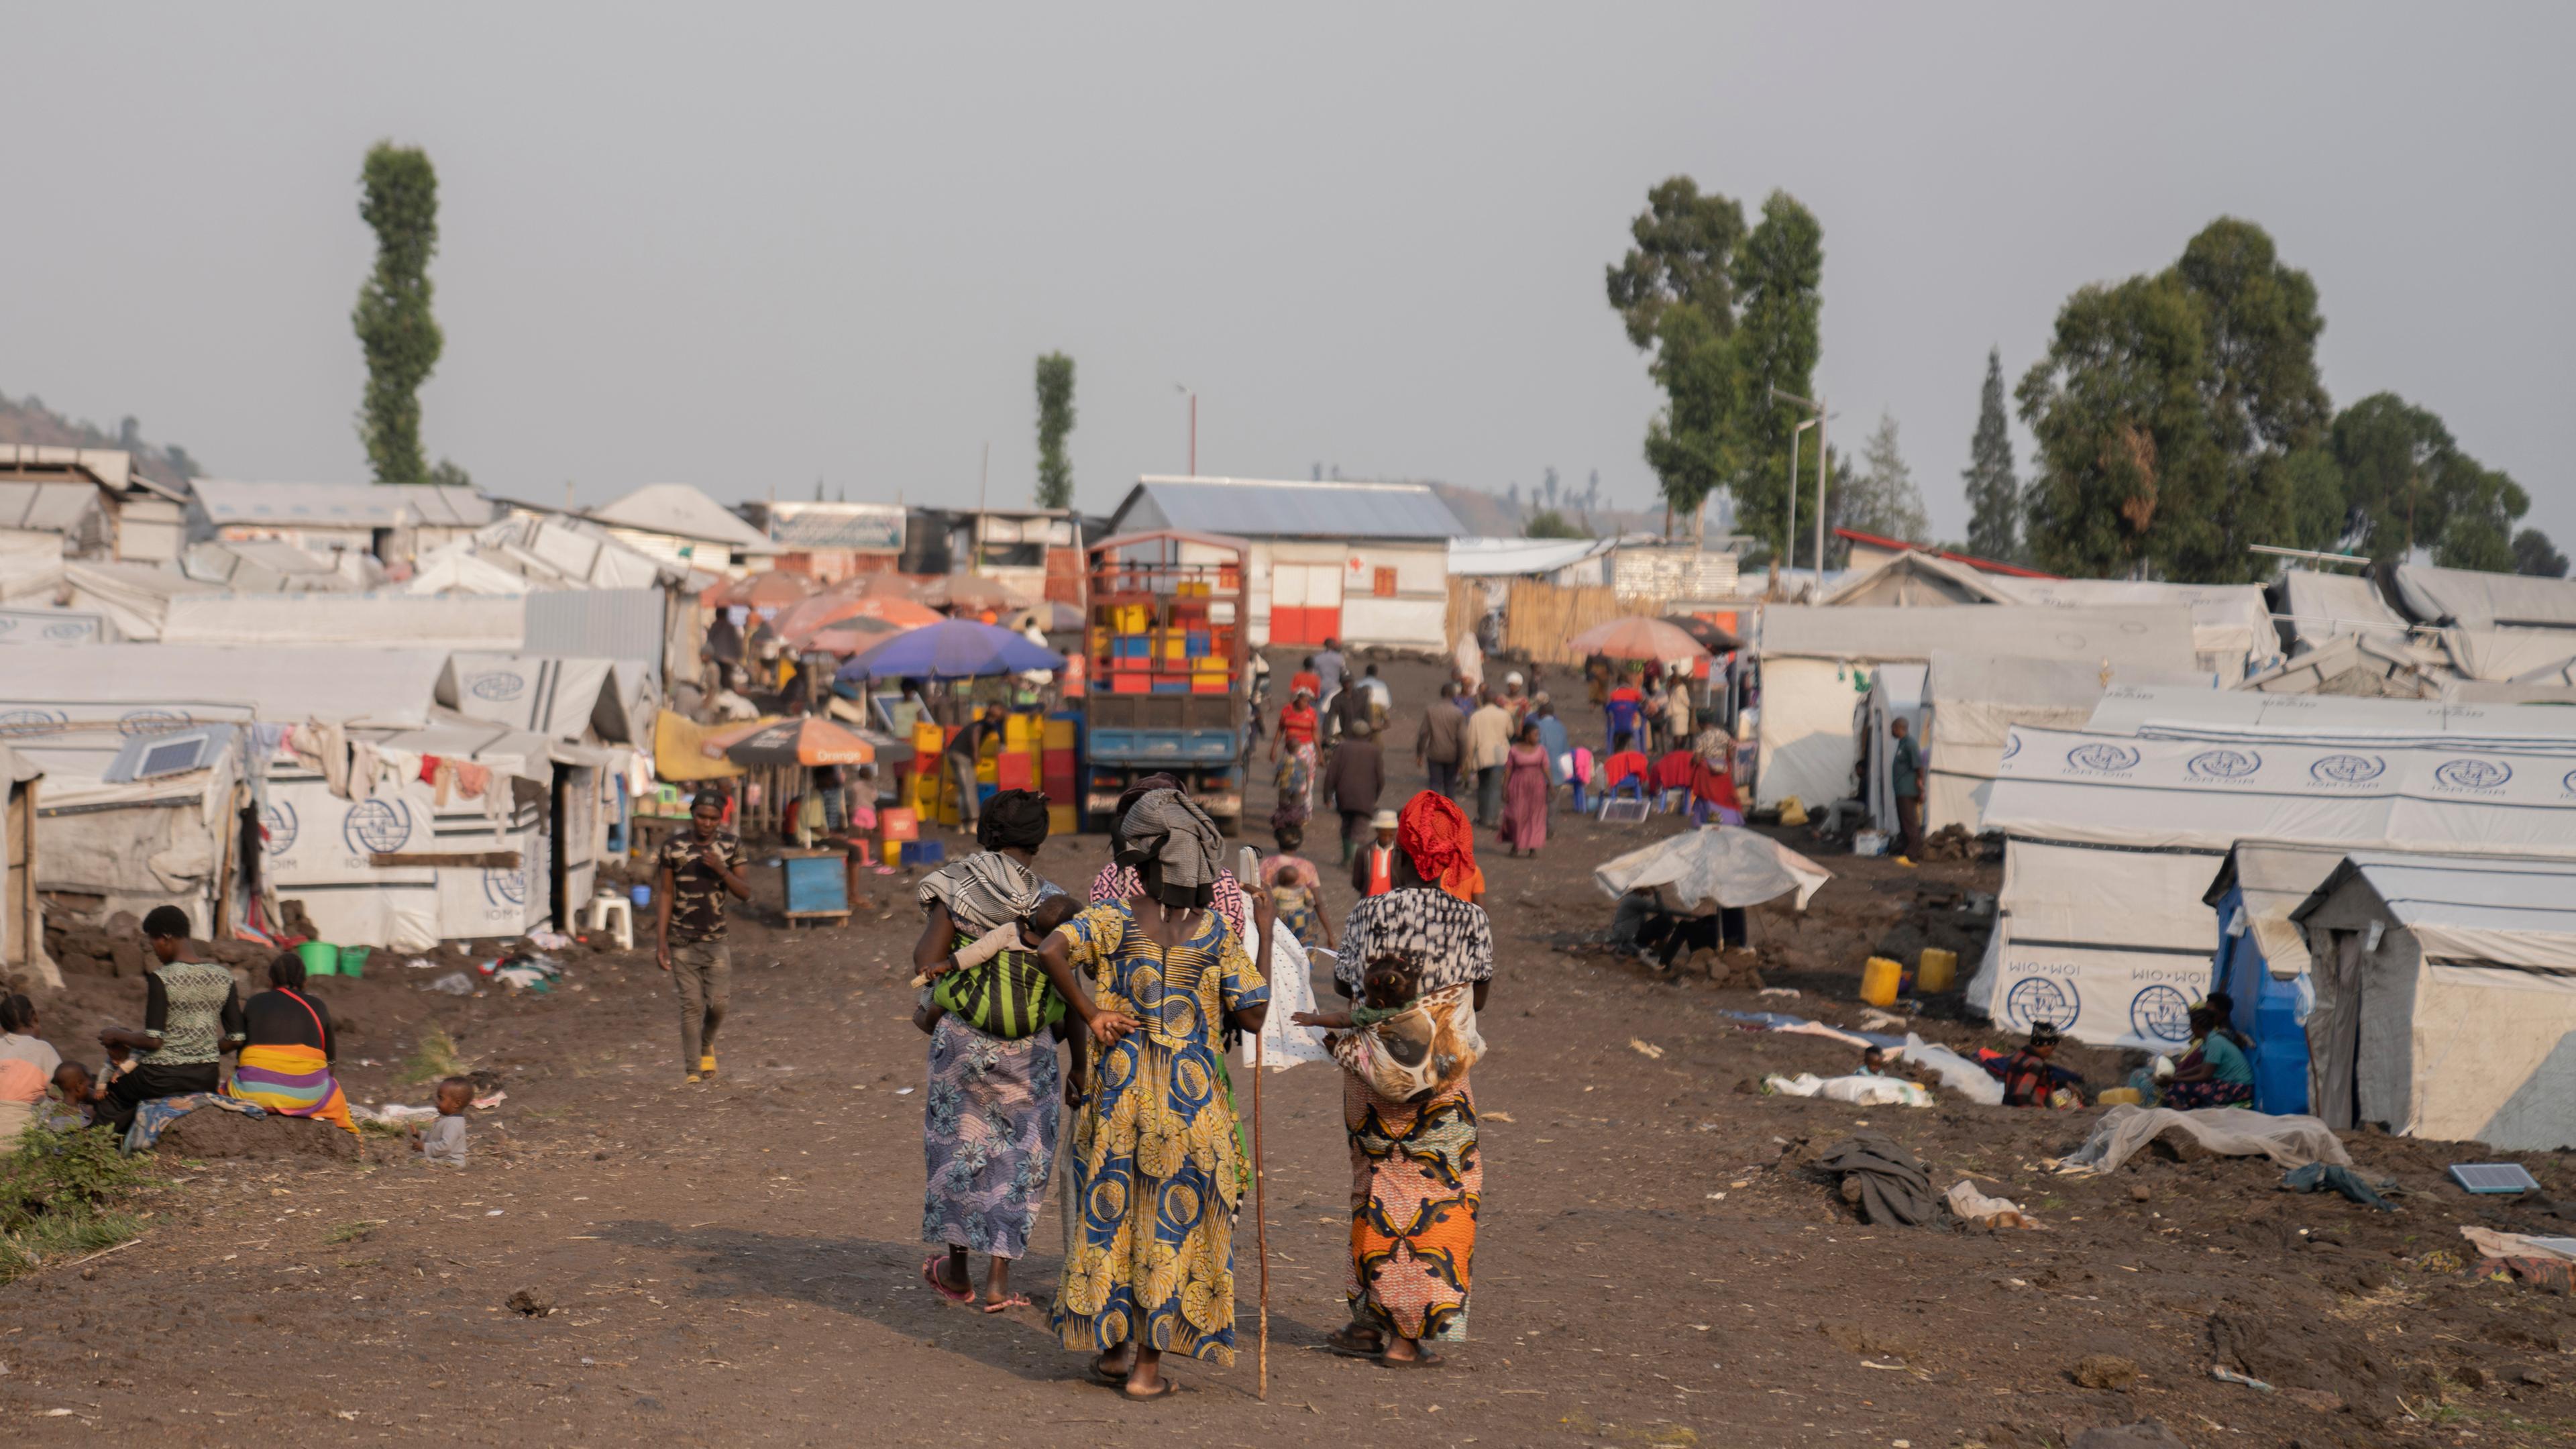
[1252,1019,1269,1401]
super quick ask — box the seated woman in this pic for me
[225,952,358,1136]
[0,993,62,1148]
[2162,1002,2255,1110]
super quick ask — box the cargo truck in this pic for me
[1077,529,1251,833]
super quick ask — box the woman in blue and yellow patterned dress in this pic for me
[1037,788,1269,1401]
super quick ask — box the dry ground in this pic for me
[5,651,2573,1448]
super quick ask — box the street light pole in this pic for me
[1175,384,1197,476]
[1770,386,1829,578]
[1787,417,1819,567]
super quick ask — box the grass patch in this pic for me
[402,1027,465,1084]
[0,1121,156,1283]
[325,1219,386,1245]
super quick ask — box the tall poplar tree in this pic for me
[1034,352,1076,509]
[352,142,444,484]
[1962,347,2020,561]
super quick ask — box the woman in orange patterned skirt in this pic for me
[1322,791,1493,1366]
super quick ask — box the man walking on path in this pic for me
[945,704,998,832]
[656,789,751,1083]
[1890,716,1924,866]
[1313,637,1348,706]
[1417,681,1467,801]
[1467,688,1513,828]
[1324,718,1386,865]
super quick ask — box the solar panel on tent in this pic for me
[1597,798,1651,824]
[2449,1163,2542,1195]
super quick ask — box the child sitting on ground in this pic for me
[50,1060,103,1128]
[413,1076,473,1167]
[912,893,1082,1036]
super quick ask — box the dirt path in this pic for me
[6,653,2572,1446]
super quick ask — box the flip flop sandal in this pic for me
[1376,1350,1445,1369]
[1324,1327,1385,1360]
[1120,1379,1181,1401]
[920,1256,974,1304]
[1089,1358,1133,1386]
[981,1294,1032,1314]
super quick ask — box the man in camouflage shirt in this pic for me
[655,790,751,1083]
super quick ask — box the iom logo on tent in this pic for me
[261,802,299,857]
[483,865,527,907]
[342,799,413,856]
[2310,753,2385,786]
[0,708,66,738]
[469,672,528,702]
[2000,733,2023,761]
[2129,984,2194,1045]
[2186,749,2261,781]
[2065,743,2139,775]
[2005,977,2081,1031]
[2433,758,2512,793]
[43,620,91,641]
[117,708,192,737]
[2562,768,2576,799]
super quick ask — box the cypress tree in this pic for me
[1962,346,2019,561]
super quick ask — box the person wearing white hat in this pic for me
[1349,808,1401,897]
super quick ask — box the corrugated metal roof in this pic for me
[1447,536,1621,576]
[191,480,498,529]
[1118,477,1464,541]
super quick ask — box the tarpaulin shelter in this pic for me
[1970,724,2576,1051]
[1593,826,1831,913]
[2392,564,2576,632]
[2202,841,2352,1114]
[1568,615,1708,662]
[1906,655,2216,836]
[1748,604,2198,814]
[2293,852,2576,1150]
[1997,578,2279,685]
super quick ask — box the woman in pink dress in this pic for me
[1497,722,1551,857]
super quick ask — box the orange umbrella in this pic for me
[806,616,907,654]
[737,571,818,608]
[776,591,941,644]
[1568,615,1709,661]
[716,716,876,767]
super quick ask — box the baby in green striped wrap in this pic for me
[910,893,1082,1037]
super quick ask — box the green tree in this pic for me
[1962,347,2019,561]
[1607,178,1747,535]
[1523,509,1588,539]
[2017,219,2335,581]
[1730,193,1826,557]
[2326,391,2534,571]
[1033,352,1076,509]
[2513,528,2569,579]
[352,142,444,484]
[1605,180,1824,549]
[1835,413,1928,545]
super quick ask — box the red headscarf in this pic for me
[1396,790,1481,900]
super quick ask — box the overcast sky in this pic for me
[6,4,2569,548]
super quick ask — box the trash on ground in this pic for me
[405,957,436,970]
[1629,1038,1664,1060]
[352,1104,441,1126]
[1756,987,1800,999]
[2447,1162,2542,1195]
[2055,1106,2349,1176]
[1946,1179,2039,1228]
[2277,1161,2397,1211]
[1814,1134,1936,1226]
[425,972,476,996]
[2209,1364,2274,1393]
[1766,1072,1933,1108]
[1857,1008,1907,1032]
[525,928,573,951]
[1898,1032,2003,1106]
[471,1089,508,1110]
[2460,1226,2576,1263]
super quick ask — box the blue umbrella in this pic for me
[832,618,1065,682]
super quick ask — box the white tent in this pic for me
[2085,682,2576,743]
[1998,578,2279,684]
[438,653,647,745]
[1969,724,2576,1050]
[1912,655,2216,836]
[1817,551,2020,608]
[2278,569,2408,651]
[1749,604,2198,812]
[2392,564,2576,632]
[158,592,524,649]
[2294,853,2576,1150]
[2436,627,2576,685]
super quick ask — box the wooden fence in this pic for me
[1501,580,1662,665]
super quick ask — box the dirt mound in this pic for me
[152,1108,372,1161]
[2208,1302,2441,1421]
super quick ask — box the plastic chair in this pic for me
[586,893,635,951]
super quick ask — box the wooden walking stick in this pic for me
[1253,1012,1269,1401]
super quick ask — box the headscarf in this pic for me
[1396,790,1480,900]
[918,849,1044,934]
[1115,788,1226,910]
[976,788,1052,853]
[1112,772,1184,829]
